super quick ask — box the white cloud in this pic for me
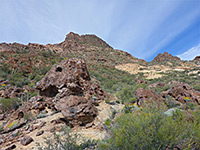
[177,44,200,60]
[0,0,199,60]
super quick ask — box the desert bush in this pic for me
[41,50,53,58]
[0,125,3,132]
[98,104,200,150]
[105,119,112,128]
[23,112,33,121]
[0,63,11,80]
[164,95,180,108]
[116,86,136,104]
[0,97,20,113]
[8,71,29,87]
[37,126,97,150]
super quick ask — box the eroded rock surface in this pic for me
[135,88,165,106]
[36,58,105,126]
[153,52,181,62]
[161,81,200,104]
[20,136,33,146]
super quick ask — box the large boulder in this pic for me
[161,81,200,104]
[36,58,105,126]
[135,88,165,106]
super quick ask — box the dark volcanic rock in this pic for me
[135,88,165,106]
[4,144,16,150]
[153,52,181,62]
[36,130,44,136]
[36,58,105,126]
[56,95,97,126]
[194,56,200,61]
[161,82,200,104]
[20,136,33,146]
[2,87,24,98]
[36,58,91,97]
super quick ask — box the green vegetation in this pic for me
[99,104,200,150]
[0,48,62,88]
[0,97,20,113]
[0,125,3,132]
[88,66,139,103]
[105,119,112,128]
[37,126,97,150]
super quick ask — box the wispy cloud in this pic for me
[177,44,200,60]
[0,0,199,60]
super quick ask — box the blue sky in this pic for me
[0,0,200,61]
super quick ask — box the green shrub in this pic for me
[0,125,3,132]
[37,126,97,150]
[0,63,11,80]
[9,72,29,87]
[23,112,33,121]
[105,119,112,128]
[0,98,19,112]
[105,100,110,103]
[41,50,53,58]
[116,86,137,104]
[98,105,200,150]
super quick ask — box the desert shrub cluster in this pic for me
[98,104,200,150]
[36,127,97,150]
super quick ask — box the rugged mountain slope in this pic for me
[1,32,200,149]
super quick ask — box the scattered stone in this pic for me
[134,79,147,84]
[29,96,43,103]
[50,127,56,133]
[0,114,5,120]
[38,121,46,129]
[36,130,44,136]
[0,138,5,145]
[29,125,34,132]
[20,136,33,146]
[4,144,16,150]
[24,125,30,131]
[85,122,94,129]
[3,121,27,134]
[164,108,182,116]
[148,82,165,88]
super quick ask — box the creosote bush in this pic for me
[98,103,200,150]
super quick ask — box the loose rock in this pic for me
[20,136,33,146]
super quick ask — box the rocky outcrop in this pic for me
[193,56,200,64]
[193,56,200,61]
[63,32,112,49]
[161,81,200,104]
[135,88,165,106]
[36,58,105,126]
[1,87,24,98]
[153,52,181,62]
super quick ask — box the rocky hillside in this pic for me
[1,32,200,149]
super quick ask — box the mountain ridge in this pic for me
[0,32,199,63]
